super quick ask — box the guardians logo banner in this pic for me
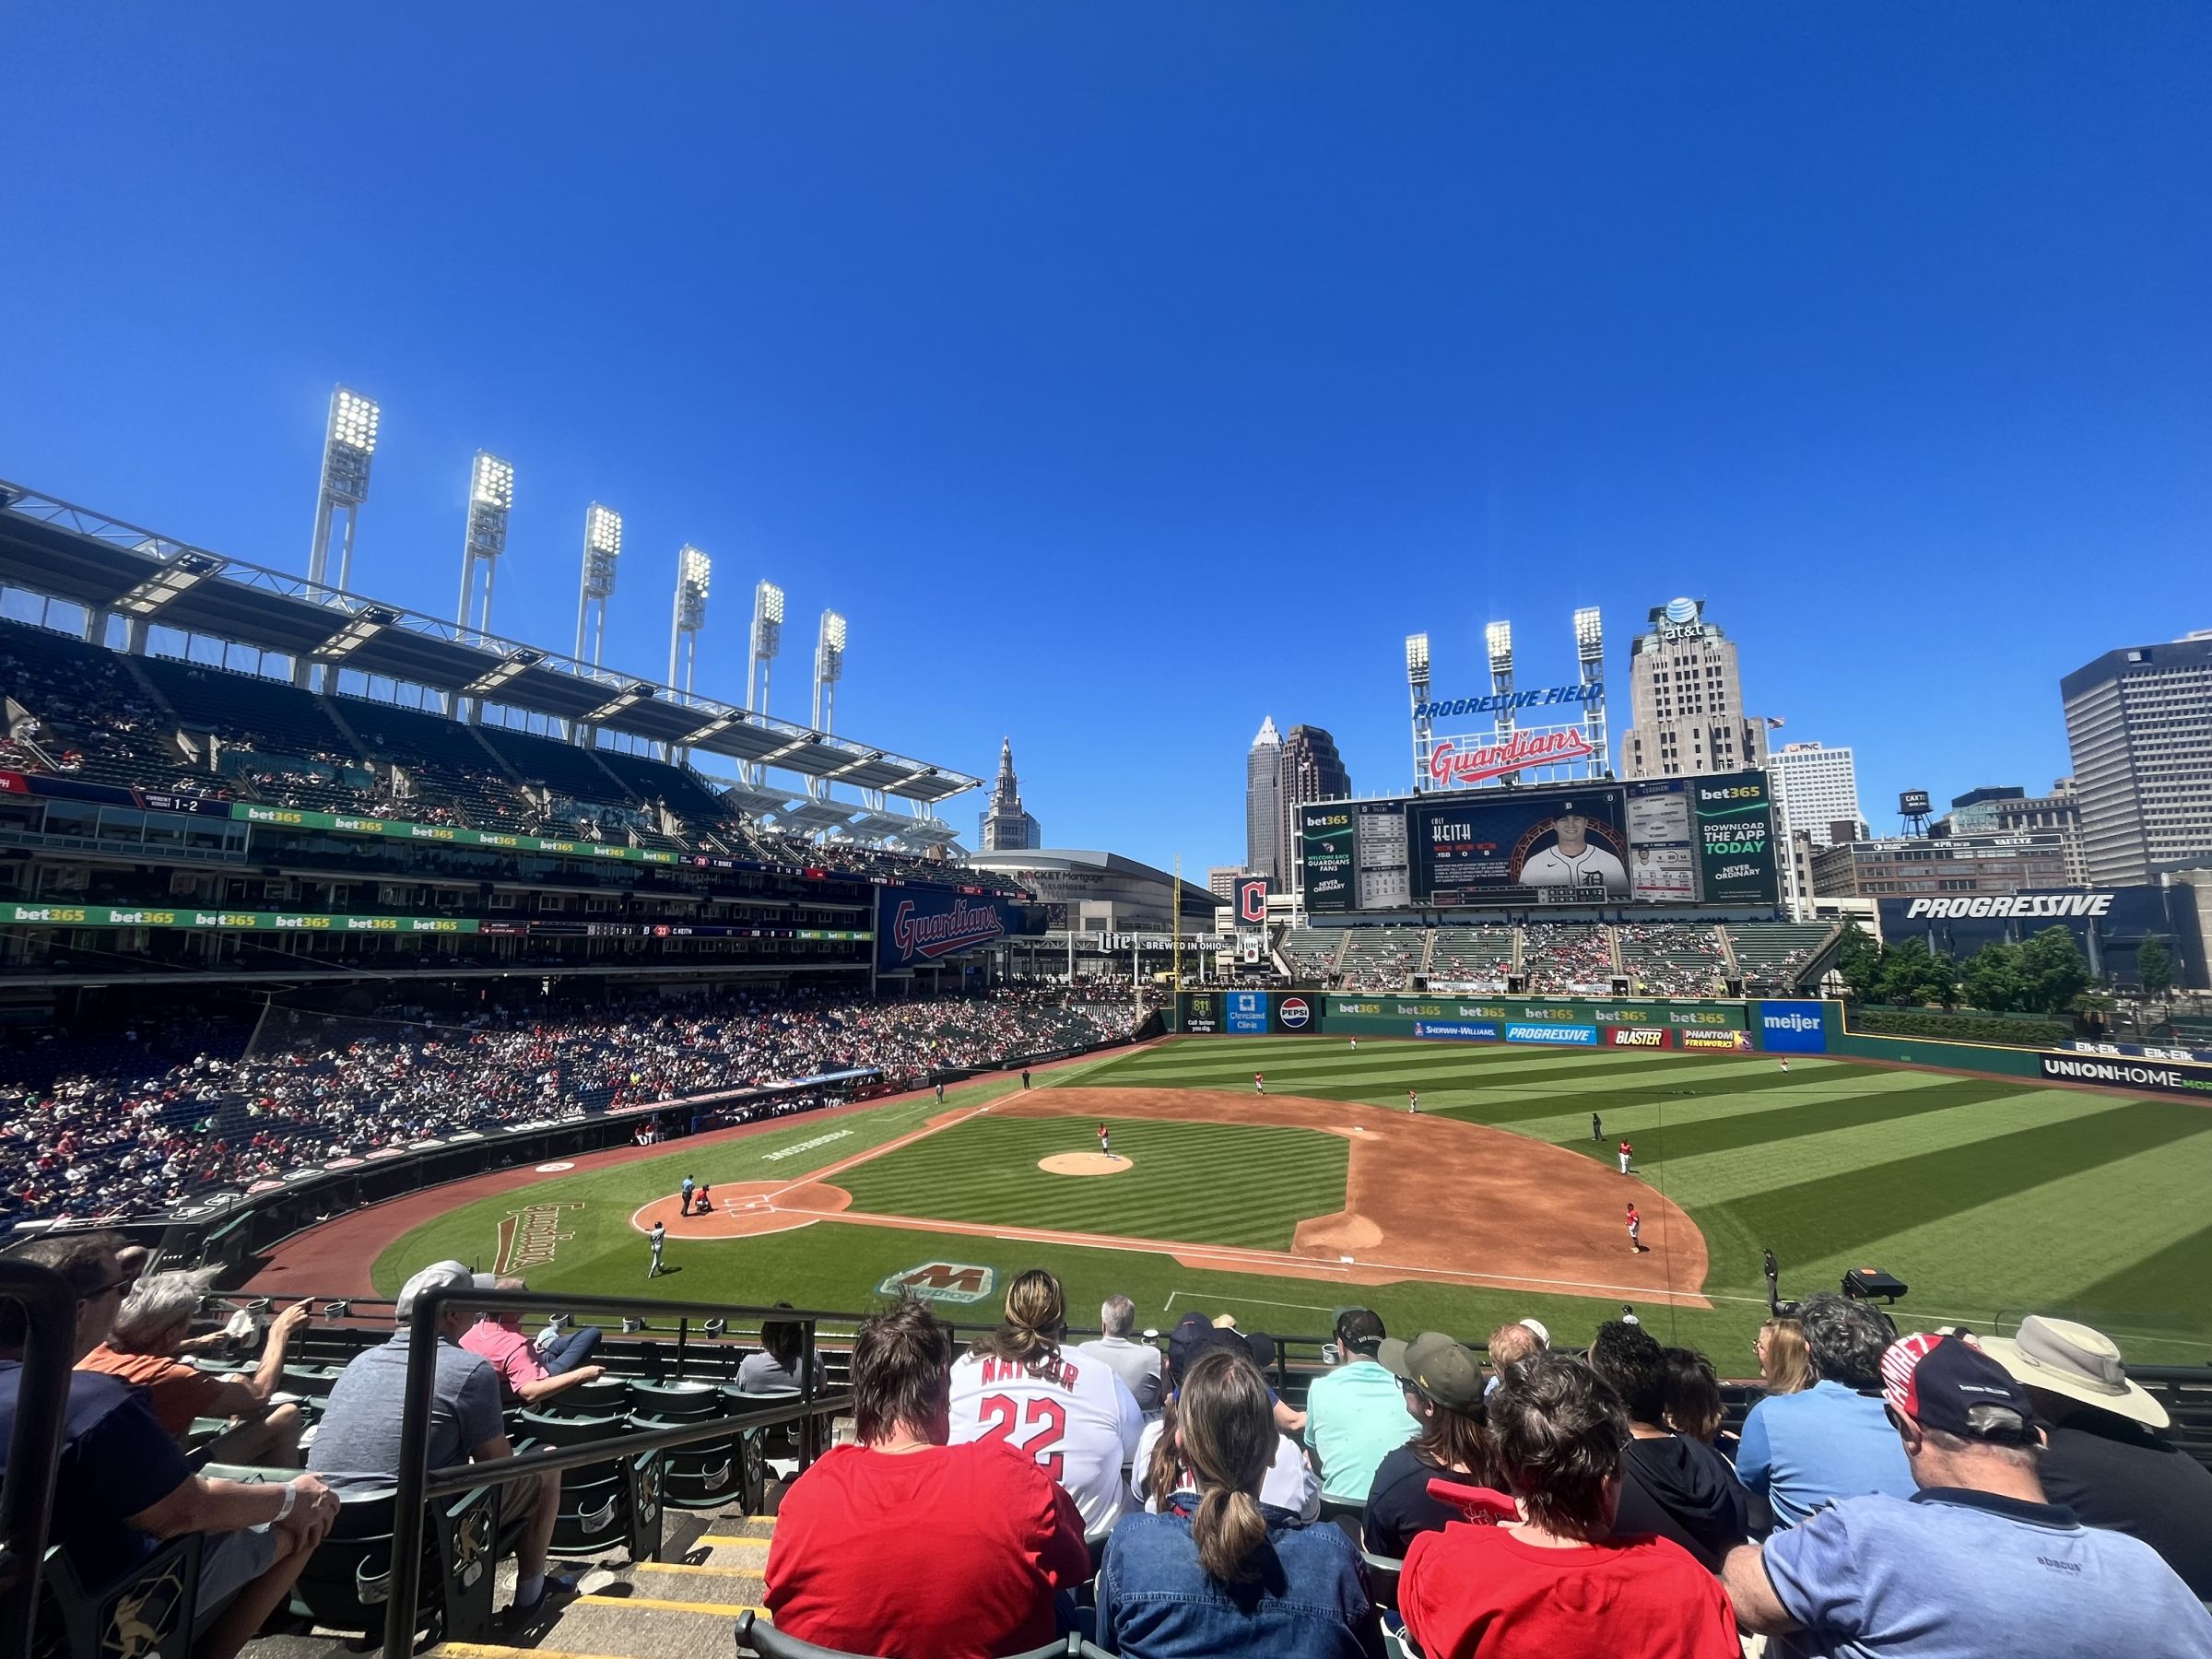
[876,887,1030,971]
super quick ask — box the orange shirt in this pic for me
[76,1346,229,1438]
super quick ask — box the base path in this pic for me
[997,1088,1711,1305]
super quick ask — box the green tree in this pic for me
[1875,937,1957,1007]
[1834,920,1883,1001]
[2136,935,2172,1002]
[2019,924,2091,1017]
[1959,941,2028,1013]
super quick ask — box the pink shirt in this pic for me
[459,1316,549,1396]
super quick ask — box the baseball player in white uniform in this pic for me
[947,1269,1146,1532]
[1518,806,1628,897]
[647,1220,666,1277]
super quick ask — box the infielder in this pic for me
[1618,1139,1634,1176]
[647,1219,666,1277]
[1517,805,1628,898]
[1098,1121,1112,1158]
[1626,1205,1642,1253]
[1253,1072,1265,1095]
[1406,1088,1419,1114]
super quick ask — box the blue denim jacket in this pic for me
[1097,1505,1381,1659]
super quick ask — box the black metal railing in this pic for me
[382,1287,853,1659]
[0,1261,77,1657]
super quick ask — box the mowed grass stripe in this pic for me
[833,1115,1348,1252]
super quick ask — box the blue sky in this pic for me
[3,6,2206,875]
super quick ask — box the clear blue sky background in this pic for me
[4,6,2206,875]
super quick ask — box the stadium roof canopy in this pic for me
[0,480,978,806]
[962,846,1219,914]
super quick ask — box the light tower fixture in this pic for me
[455,451,514,637]
[1571,606,1609,780]
[306,385,380,598]
[1406,631,1433,793]
[1485,618,1520,784]
[812,609,847,735]
[747,579,785,714]
[575,502,622,665]
[667,545,712,695]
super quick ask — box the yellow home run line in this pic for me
[576,1593,766,1615]
[698,1534,773,1547]
[634,1559,766,1574]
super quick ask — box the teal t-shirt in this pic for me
[1303,1359,1416,1503]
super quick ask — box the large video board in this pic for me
[1296,769,1776,912]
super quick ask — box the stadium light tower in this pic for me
[1406,631,1432,794]
[812,609,847,735]
[667,546,712,694]
[1572,606,1608,779]
[1486,618,1518,785]
[747,579,785,715]
[575,502,621,665]
[455,451,514,638]
[306,386,379,599]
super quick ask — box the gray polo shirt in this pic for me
[1078,1335,1164,1412]
[308,1330,504,1485]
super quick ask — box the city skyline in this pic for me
[2,8,2206,876]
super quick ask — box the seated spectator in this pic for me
[78,1270,310,1465]
[1985,1314,2212,1597]
[737,1302,818,1394]
[1659,1346,1731,1454]
[0,1233,338,1659]
[1736,1292,1912,1527]
[1756,1314,1814,1394]
[457,1277,606,1406]
[1135,1316,1319,1523]
[1100,1347,1379,1659]
[1304,1309,1414,1504]
[765,1298,1088,1659]
[1364,1332,1495,1559]
[1587,1321,1747,1569]
[1724,1332,2212,1654]
[1400,1353,1738,1659]
[1080,1293,1164,1412]
[1482,1320,1544,1396]
[309,1261,567,1620]
[948,1267,1145,1533]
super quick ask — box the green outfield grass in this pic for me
[371,1036,2212,1365]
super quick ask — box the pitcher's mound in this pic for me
[1040,1153,1130,1177]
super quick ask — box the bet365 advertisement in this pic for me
[1690,771,1779,906]
[1299,807,1357,915]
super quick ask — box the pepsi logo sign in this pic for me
[1279,996,1311,1030]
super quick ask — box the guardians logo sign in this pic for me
[877,888,1020,970]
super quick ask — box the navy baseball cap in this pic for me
[1881,1332,2036,1442]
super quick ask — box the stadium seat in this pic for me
[1359,1547,1404,1609]
[34,1534,202,1659]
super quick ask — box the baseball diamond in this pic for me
[255,1033,2212,1364]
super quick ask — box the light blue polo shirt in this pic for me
[1736,1380,1912,1528]
[1302,1359,1415,1504]
[1763,1487,2212,1659]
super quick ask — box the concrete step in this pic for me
[530,1594,757,1659]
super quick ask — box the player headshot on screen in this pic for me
[1518,806,1627,896]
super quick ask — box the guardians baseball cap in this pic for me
[1379,1332,1487,1414]
[1880,1332,2036,1442]
[395,1259,497,1321]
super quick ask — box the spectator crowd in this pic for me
[0,988,1137,1225]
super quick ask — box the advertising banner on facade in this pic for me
[1758,1002,1829,1053]
[1299,808,1356,915]
[1179,992,1749,1042]
[1235,875,1270,926]
[1682,1029,1754,1052]
[1879,887,2205,994]
[1605,1026,1675,1048]
[1691,771,1780,906]
[2038,1052,2212,1100]
[1181,994,1221,1034]
[1272,994,1317,1033]
[875,888,1027,971]
[1413,1019,1499,1041]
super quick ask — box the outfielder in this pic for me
[1253,1072,1265,1095]
[1348,1036,1358,1053]
[1618,1139,1634,1176]
[1592,1112,1602,1143]
[1406,1088,1419,1114]
[1778,1056,1790,1075]
[647,1219,666,1277]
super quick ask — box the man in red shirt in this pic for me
[766,1298,1088,1659]
[1400,1351,1736,1659]
[458,1278,606,1406]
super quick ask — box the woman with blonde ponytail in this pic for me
[1098,1347,1380,1659]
